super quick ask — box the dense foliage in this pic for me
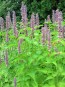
[0,22,65,87]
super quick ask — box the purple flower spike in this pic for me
[14,77,17,87]
[6,12,11,30]
[55,9,59,22]
[30,13,36,37]
[41,26,47,44]
[21,2,28,26]
[7,11,12,28]
[12,11,18,37]
[0,17,4,30]
[5,50,8,67]
[21,2,28,35]
[47,28,51,50]
[35,13,39,26]
[47,15,51,22]
[18,39,22,54]
[52,10,56,23]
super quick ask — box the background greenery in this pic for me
[0,0,65,23]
